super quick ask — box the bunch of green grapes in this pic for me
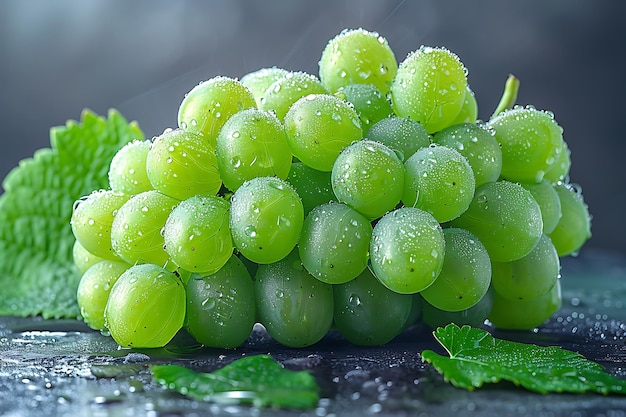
[70,28,592,350]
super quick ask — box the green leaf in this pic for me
[0,109,142,318]
[151,355,320,409]
[422,323,626,395]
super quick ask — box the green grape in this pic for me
[544,139,571,183]
[110,190,179,266]
[449,181,543,262]
[491,234,560,302]
[105,263,186,348]
[255,249,334,348]
[146,128,221,200]
[421,288,494,329]
[216,108,291,192]
[420,228,491,312]
[548,183,592,256]
[298,202,372,284]
[331,139,404,220]
[370,207,445,294]
[76,260,130,330]
[391,46,468,134]
[366,116,431,162]
[70,190,129,260]
[520,179,562,234]
[258,71,328,121]
[433,123,502,187]
[333,267,413,346]
[240,66,289,106]
[489,279,562,330]
[72,240,107,275]
[178,76,256,146]
[286,162,335,215]
[402,144,475,223]
[108,140,153,195]
[335,83,392,134]
[450,86,478,124]
[229,176,304,264]
[163,195,233,275]
[185,255,255,348]
[284,93,363,172]
[319,28,397,95]
[487,106,563,183]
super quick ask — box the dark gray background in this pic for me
[1,0,624,254]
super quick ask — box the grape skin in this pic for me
[240,66,289,107]
[433,123,502,188]
[520,179,562,234]
[163,195,233,275]
[229,176,304,264]
[70,190,129,260]
[335,83,392,134]
[298,202,372,285]
[284,93,363,172]
[255,250,333,348]
[319,28,397,95]
[366,116,431,162]
[108,140,153,195]
[449,181,543,263]
[391,46,468,134]
[548,183,592,256]
[491,233,560,302]
[77,260,130,330]
[146,128,222,200]
[110,190,179,266]
[216,108,291,192]
[333,267,413,346]
[258,71,328,121]
[488,106,564,183]
[402,144,476,223]
[72,240,108,275]
[286,162,335,215]
[369,207,445,294]
[178,76,256,146]
[420,228,492,312]
[105,263,186,348]
[489,280,562,330]
[185,255,255,349]
[331,139,405,220]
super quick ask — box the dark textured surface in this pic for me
[1,249,625,417]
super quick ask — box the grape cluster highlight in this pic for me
[71,28,591,349]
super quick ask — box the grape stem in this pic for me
[491,74,520,118]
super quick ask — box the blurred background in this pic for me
[0,0,624,255]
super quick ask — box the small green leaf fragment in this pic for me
[422,323,626,395]
[151,355,320,409]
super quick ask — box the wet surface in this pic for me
[2,249,626,417]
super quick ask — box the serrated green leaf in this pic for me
[151,355,320,409]
[0,109,142,318]
[422,323,626,395]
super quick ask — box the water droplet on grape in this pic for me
[201,298,216,310]
[348,294,362,307]
[244,225,257,238]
